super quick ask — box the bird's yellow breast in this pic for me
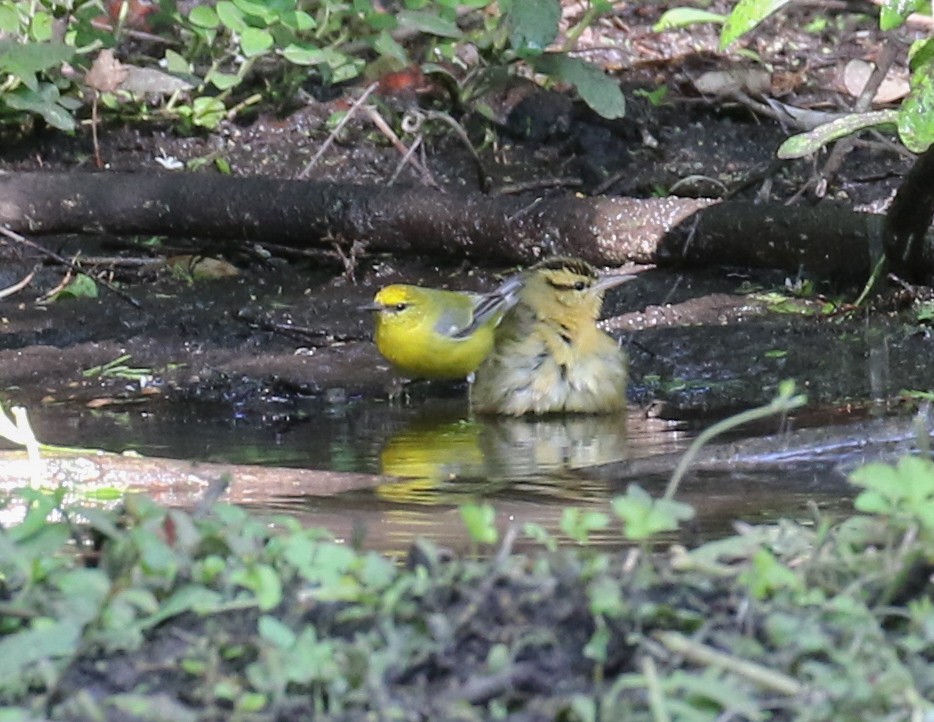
[370,285,497,379]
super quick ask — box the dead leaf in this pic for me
[693,67,771,97]
[167,255,240,280]
[770,68,805,97]
[85,49,129,93]
[840,59,909,104]
[85,397,118,409]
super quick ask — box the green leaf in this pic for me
[0,40,74,80]
[880,0,929,30]
[533,54,626,119]
[207,70,240,90]
[280,42,324,65]
[776,110,898,159]
[143,585,223,627]
[507,0,559,54]
[720,0,791,48]
[373,30,408,64]
[560,507,609,543]
[0,5,22,34]
[215,1,247,32]
[0,619,82,687]
[899,61,934,152]
[460,503,498,544]
[523,522,557,552]
[279,10,315,31]
[191,96,226,129]
[258,614,296,648]
[739,548,800,598]
[330,57,364,84]
[583,623,609,662]
[667,669,762,717]
[587,575,625,617]
[396,10,462,38]
[188,5,220,28]
[240,27,274,57]
[653,7,726,31]
[164,49,191,75]
[852,456,934,527]
[232,0,278,23]
[231,563,282,610]
[5,523,70,572]
[28,11,53,42]
[46,272,97,299]
[6,86,77,129]
[55,568,111,624]
[612,484,694,540]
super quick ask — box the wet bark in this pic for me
[0,170,890,280]
[0,449,388,501]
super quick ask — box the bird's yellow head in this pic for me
[368,284,428,329]
[522,256,631,325]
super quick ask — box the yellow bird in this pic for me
[363,274,523,380]
[470,256,634,416]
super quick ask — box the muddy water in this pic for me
[14,395,859,553]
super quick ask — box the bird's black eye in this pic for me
[395,302,408,311]
[574,280,587,291]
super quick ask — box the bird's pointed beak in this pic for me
[594,272,637,293]
[358,301,384,312]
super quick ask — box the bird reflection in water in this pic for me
[376,413,628,505]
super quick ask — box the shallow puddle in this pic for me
[7,393,863,553]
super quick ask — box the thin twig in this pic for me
[389,134,424,185]
[641,656,671,722]
[655,631,802,696]
[299,82,379,178]
[591,168,629,196]
[0,265,37,299]
[91,94,103,169]
[415,109,491,191]
[234,308,361,345]
[38,265,73,304]
[0,226,142,308]
[493,176,583,195]
[69,256,164,268]
[364,105,441,190]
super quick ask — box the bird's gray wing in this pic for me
[451,273,524,339]
[433,301,476,338]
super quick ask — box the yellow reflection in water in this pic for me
[377,414,629,504]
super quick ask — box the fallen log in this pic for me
[0,170,888,280]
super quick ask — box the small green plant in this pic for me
[82,354,153,382]
[560,507,609,544]
[47,273,98,301]
[460,502,498,545]
[611,484,694,541]
[633,84,668,107]
[851,455,934,536]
